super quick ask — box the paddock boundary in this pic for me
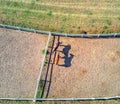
[0,24,120,102]
[33,32,51,102]
[0,24,120,38]
[0,96,120,101]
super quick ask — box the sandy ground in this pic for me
[43,36,120,98]
[0,28,47,98]
[0,29,120,98]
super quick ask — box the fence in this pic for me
[33,32,51,102]
[0,24,120,102]
[0,24,120,38]
[0,96,120,101]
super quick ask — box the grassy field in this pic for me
[0,100,120,104]
[0,0,120,34]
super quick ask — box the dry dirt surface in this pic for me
[0,28,47,98]
[43,36,120,98]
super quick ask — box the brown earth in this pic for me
[0,28,120,98]
[0,28,47,98]
[42,36,120,98]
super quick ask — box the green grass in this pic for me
[41,49,46,54]
[47,11,53,16]
[117,16,120,20]
[0,100,120,104]
[36,80,44,98]
[0,0,120,34]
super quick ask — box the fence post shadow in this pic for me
[41,36,74,98]
[46,36,61,98]
[40,36,55,98]
[41,36,61,98]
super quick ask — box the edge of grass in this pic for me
[0,1,120,34]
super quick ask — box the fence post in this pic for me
[33,32,51,102]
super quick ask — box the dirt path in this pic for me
[45,36,120,98]
[0,28,47,98]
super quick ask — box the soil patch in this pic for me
[43,36,120,98]
[0,28,47,98]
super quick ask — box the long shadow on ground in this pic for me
[41,36,74,98]
[40,36,55,98]
[41,36,61,98]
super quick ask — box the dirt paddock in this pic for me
[0,28,120,98]
[0,28,47,98]
[45,36,120,98]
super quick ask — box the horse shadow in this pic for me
[59,44,74,67]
